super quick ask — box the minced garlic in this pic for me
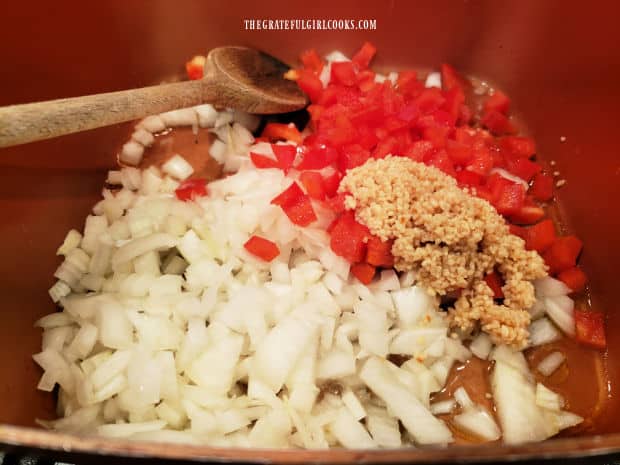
[339,156,547,348]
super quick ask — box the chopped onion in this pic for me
[453,408,501,442]
[194,104,217,128]
[430,399,455,415]
[424,72,442,88]
[162,154,194,180]
[160,108,197,127]
[534,276,571,298]
[469,333,493,360]
[544,295,575,336]
[119,141,144,166]
[131,128,155,147]
[489,168,529,190]
[535,383,564,411]
[529,317,561,347]
[537,351,565,376]
[137,115,166,133]
[56,229,82,256]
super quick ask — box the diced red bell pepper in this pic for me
[440,64,467,92]
[297,144,338,170]
[466,147,494,176]
[330,211,370,263]
[175,178,208,201]
[484,271,504,298]
[543,235,583,274]
[262,123,303,144]
[509,224,528,240]
[404,140,435,162]
[445,140,473,166]
[300,48,324,73]
[272,144,297,172]
[558,266,588,293]
[481,110,516,136]
[331,61,357,86]
[185,55,206,80]
[323,172,341,198]
[296,69,324,102]
[325,193,347,214]
[456,169,484,187]
[271,181,304,207]
[244,235,280,262]
[510,205,545,225]
[351,262,376,285]
[415,88,446,114]
[271,182,318,226]
[352,42,377,69]
[530,173,554,202]
[505,157,542,182]
[489,176,526,216]
[442,86,465,123]
[574,311,606,350]
[299,171,326,200]
[500,136,536,158]
[397,70,423,96]
[324,114,358,147]
[366,236,394,267]
[423,126,451,149]
[524,219,556,252]
[484,90,511,115]
[250,152,280,169]
[339,144,371,171]
[425,149,457,177]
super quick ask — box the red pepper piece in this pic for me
[404,140,435,162]
[323,172,341,198]
[185,55,206,80]
[510,205,545,225]
[351,262,376,285]
[250,152,280,169]
[297,144,338,170]
[329,211,370,263]
[509,224,528,240]
[445,140,473,166]
[271,144,297,172]
[440,63,467,91]
[575,311,606,349]
[339,144,371,171]
[325,193,347,214]
[543,235,583,274]
[366,236,394,267]
[481,110,516,136]
[296,69,324,102]
[175,178,208,201]
[300,49,324,73]
[530,173,554,202]
[271,182,304,207]
[331,61,357,86]
[299,171,326,200]
[284,195,318,226]
[466,147,494,176]
[456,169,484,187]
[500,136,536,158]
[505,157,542,182]
[425,149,457,177]
[490,177,526,216]
[484,271,504,298]
[524,219,556,252]
[558,266,588,293]
[244,236,280,262]
[484,90,511,115]
[262,123,303,144]
[352,42,377,69]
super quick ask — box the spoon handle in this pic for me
[0,80,205,148]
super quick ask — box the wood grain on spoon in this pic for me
[0,47,307,148]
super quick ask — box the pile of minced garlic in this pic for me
[340,156,547,348]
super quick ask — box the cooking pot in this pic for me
[1,0,620,462]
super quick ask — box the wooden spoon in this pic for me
[0,46,307,148]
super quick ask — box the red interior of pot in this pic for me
[1,0,619,460]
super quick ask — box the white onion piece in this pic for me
[131,128,155,147]
[232,110,261,133]
[489,168,529,190]
[162,154,194,180]
[453,408,501,442]
[209,138,227,164]
[430,399,456,415]
[470,333,493,360]
[535,383,564,411]
[97,420,166,438]
[454,387,475,409]
[112,233,176,269]
[328,407,375,449]
[544,295,575,336]
[360,357,453,445]
[160,108,197,127]
[425,72,442,88]
[56,229,83,256]
[537,352,565,376]
[137,115,166,133]
[535,276,571,298]
[529,317,561,347]
[119,141,144,166]
[194,104,218,128]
